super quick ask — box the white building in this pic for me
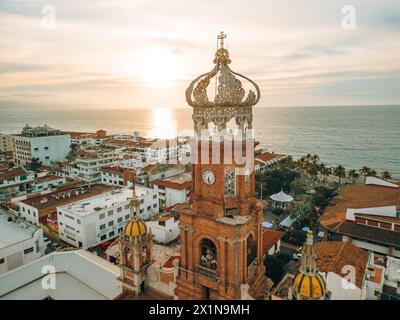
[34,174,66,192]
[68,148,115,184]
[0,250,122,300]
[0,210,46,274]
[152,171,192,209]
[13,124,71,166]
[100,166,125,187]
[0,167,34,203]
[0,134,14,152]
[146,214,180,244]
[57,186,159,248]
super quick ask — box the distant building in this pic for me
[66,148,115,183]
[19,184,111,226]
[0,211,46,275]
[33,174,66,192]
[136,163,185,187]
[100,166,125,187]
[57,186,159,248]
[320,177,400,258]
[254,151,286,172]
[152,172,192,209]
[0,134,14,152]
[64,130,108,146]
[13,124,71,166]
[0,167,34,203]
[146,214,180,244]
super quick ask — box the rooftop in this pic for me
[0,211,38,249]
[21,185,111,210]
[35,174,64,184]
[320,183,400,231]
[316,241,369,288]
[100,165,126,175]
[152,172,192,190]
[59,186,153,217]
[262,228,284,252]
[0,167,27,181]
[0,250,121,300]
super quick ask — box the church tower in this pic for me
[118,170,153,296]
[176,32,268,300]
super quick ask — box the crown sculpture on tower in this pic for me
[186,31,260,133]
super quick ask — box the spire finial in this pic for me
[217,31,226,49]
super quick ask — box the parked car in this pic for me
[43,237,52,247]
[51,243,63,250]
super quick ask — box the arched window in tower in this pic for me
[200,238,217,270]
[224,167,235,195]
[247,234,257,267]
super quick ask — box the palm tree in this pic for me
[381,170,392,180]
[333,165,346,187]
[348,169,360,184]
[359,166,372,182]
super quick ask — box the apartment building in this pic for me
[0,134,14,152]
[152,171,192,209]
[0,167,34,203]
[57,186,159,248]
[13,124,71,166]
[100,166,125,187]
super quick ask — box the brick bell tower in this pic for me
[175,32,269,300]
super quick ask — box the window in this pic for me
[0,258,4,264]
[44,146,49,150]
[153,203,157,208]
[117,207,122,213]
[140,199,144,204]
[77,219,81,225]
[24,247,34,255]
[108,221,114,227]
[153,194,157,199]
[99,213,105,220]
[147,206,151,211]
[107,210,113,216]
[125,214,130,220]
[124,204,129,210]
[117,217,123,223]
[100,235,106,241]
[140,209,144,214]
[109,231,115,237]
[100,224,105,230]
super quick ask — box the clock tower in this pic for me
[175,32,269,300]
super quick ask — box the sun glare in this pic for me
[147,107,177,139]
[133,47,183,87]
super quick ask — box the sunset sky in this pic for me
[0,0,399,109]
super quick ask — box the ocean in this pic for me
[0,105,399,178]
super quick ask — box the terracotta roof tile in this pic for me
[316,241,369,288]
[262,228,284,252]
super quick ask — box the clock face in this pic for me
[202,169,215,185]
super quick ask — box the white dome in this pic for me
[270,190,294,203]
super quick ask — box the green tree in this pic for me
[29,157,42,171]
[264,255,285,284]
[359,166,372,181]
[381,170,392,180]
[347,169,359,184]
[333,165,346,187]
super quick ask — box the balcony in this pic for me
[197,265,219,282]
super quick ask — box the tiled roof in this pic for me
[316,241,369,288]
[262,228,284,252]
[337,221,400,248]
[255,152,284,163]
[100,166,125,175]
[355,213,400,224]
[152,172,192,190]
[0,167,26,180]
[36,175,64,184]
[320,184,400,231]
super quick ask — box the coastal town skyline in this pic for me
[1,0,400,109]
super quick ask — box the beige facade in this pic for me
[0,134,14,152]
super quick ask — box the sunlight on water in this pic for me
[146,108,177,139]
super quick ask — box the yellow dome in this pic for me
[124,220,147,237]
[292,272,326,300]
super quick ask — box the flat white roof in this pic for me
[59,186,154,217]
[0,250,121,300]
[0,211,37,249]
